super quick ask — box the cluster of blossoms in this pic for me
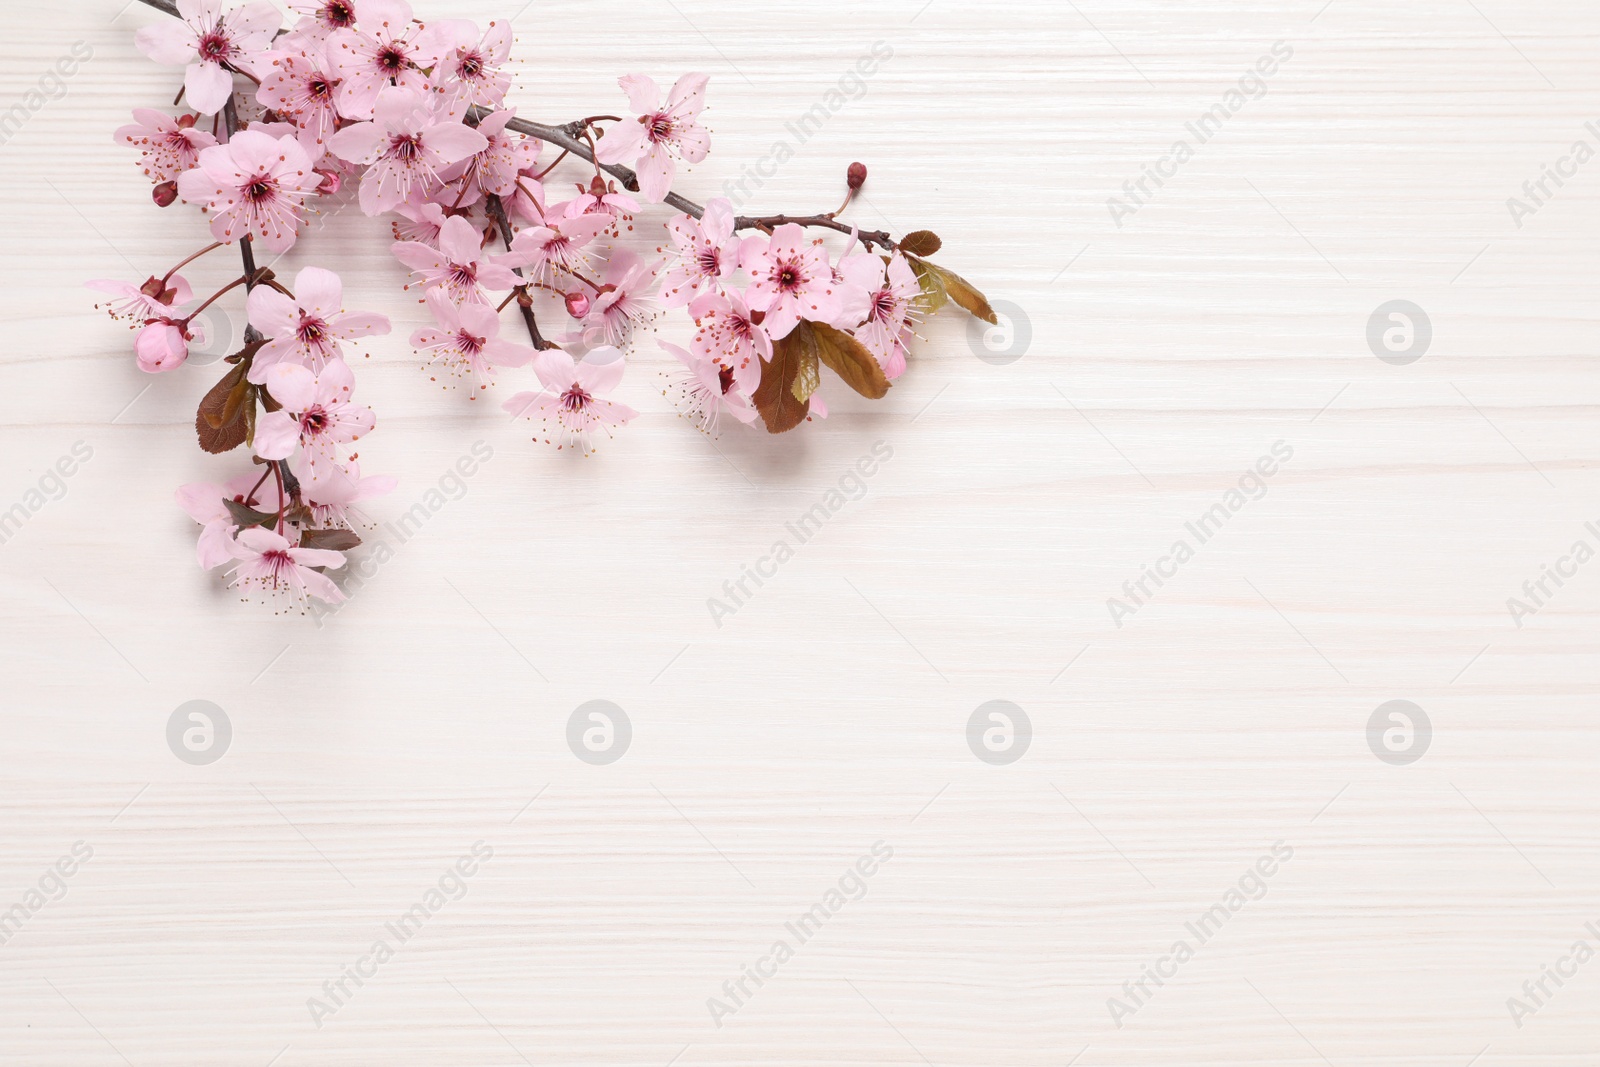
[95,0,993,608]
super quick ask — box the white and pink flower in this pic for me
[227,525,347,606]
[326,0,448,119]
[660,340,757,435]
[114,109,217,182]
[411,289,536,393]
[392,214,520,305]
[135,0,281,114]
[245,266,391,381]
[327,86,487,215]
[659,197,738,308]
[503,347,637,453]
[593,73,711,202]
[254,358,374,480]
[177,130,321,252]
[741,223,839,340]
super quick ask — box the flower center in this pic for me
[244,174,277,203]
[448,262,478,288]
[301,407,329,436]
[460,52,484,78]
[378,45,407,73]
[308,76,333,99]
[197,31,231,62]
[322,0,356,27]
[776,264,801,292]
[561,385,593,412]
[647,114,674,143]
[297,318,327,347]
[697,248,721,275]
[456,331,485,356]
[386,134,422,162]
[870,291,897,320]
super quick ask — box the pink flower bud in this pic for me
[847,162,867,190]
[315,167,341,195]
[564,290,591,318]
[152,181,178,207]
[134,319,191,373]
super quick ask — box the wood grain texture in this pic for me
[1,0,1598,1063]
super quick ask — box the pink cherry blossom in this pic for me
[288,0,361,41]
[659,197,737,308]
[245,266,391,382]
[390,194,448,243]
[175,470,283,569]
[134,318,199,373]
[392,214,520,305]
[687,290,767,392]
[298,458,395,528]
[838,251,919,379]
[437,108,537,205]
[87,273,194,324]
[582,250,658,348]
[254,358,374,481]
[177,130,321,252]
[503,213,611,284]
[430,20,514,110]
[594,73,710,202]
[503,347,637,453]
[135,0,281,115]
[227,525,347,607]
[327,86,487,215]
[411,288,535,394]
[256,47,343,161]
[327,0,449,119]
[741,223,840,340]
[114,109,217,182]
[660,340,757,435]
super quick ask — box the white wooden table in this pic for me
[1,0,1597,1063]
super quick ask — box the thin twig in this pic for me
[484,193,557,350]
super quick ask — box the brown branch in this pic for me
[484,193,557,350]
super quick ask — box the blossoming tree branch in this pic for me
[94,0,995,609]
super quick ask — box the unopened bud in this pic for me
[564,290,591,318]
[152,181,178,207]
[847,162,867,190]
[315,167,341,194]
[176,113,197,129]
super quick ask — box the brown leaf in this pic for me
[752,330,812,433]
[910,258,998,325]
[807,321,890,400]
[899,230,942,257]
[223,498,276,529]
[300,527,362,552]
[196,362,251,454]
